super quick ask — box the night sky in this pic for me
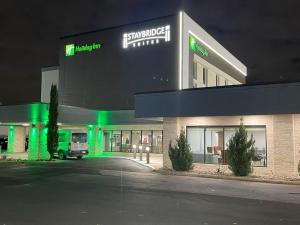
[1,0,300,105]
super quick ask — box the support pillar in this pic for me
[162,117,180,168]
[28,124,49,160]
[7,126,26,153]
[87,125,103,157]
[273,115,298,177]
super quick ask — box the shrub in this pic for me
[169,130,193,171]
[227,121,255,176]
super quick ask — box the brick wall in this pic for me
[162,115,299,178]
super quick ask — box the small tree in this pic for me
[227,118,255,176]
[169,130,193,171]
[47,84,58,160]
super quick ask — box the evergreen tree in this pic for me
[227,118,255,176]
[169,130,193,171]
[47,84,58,160]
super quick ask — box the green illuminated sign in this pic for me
[65,43,102,57]
[189,35,208,56]
[65,44,75,56]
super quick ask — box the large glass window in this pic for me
[121,131,131,152]
[187,127,205,163]
[111,131,121,152]
[247,127,267,167]
[152,131,163,153]
[104,130,163,153]
[187,126,267,167]
[205,128,224,164]
[141,130,152,150]
[132,130,141,149]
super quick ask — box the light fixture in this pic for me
[133,144,137,149]
[145,146,150,152]
[139,145,143,150]
[57,122,62,126]
[22,123,30,127]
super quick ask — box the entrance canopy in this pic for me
[0,103,161,126]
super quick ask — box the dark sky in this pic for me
[1,0,300,105]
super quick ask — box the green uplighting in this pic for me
[28,126,38,160]
[7,125,15,153]
[27,103,50,160]
[87,125,95,157]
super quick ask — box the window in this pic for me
[104,130,163,153]
[193,62,197,79]
[187,126,267,166]
[72,133,87,143]
[141,130,152,150]
[152,131,163,153]
[205,128,224,164]
[247,127,267,167]
[187,127,205,163]
[203,68,207,86]
[121,131,131,152]
[111,131,121,152]
[216,75,220,86]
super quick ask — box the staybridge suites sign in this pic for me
[123,25,171,49]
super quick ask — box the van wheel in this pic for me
[77,156,83,160]
[58,151,66,160]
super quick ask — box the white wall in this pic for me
[181,12,247,89]
[0,126,8,136]
[41,67,59,103]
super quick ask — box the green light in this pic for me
[7,126,15,153]
[65,43,102,57]
[27,103,50,160]
[28,126,38,160]
[65,44,75,56]
[40,125,49,160]
[189,35,208,56]
[87,125,95,157]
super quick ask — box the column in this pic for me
[162,117,180,168]
[7,126,26,153]
[87,126,103,157]
[28,124,49,160]
[273,115,298,177]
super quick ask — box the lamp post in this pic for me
[132,144,137,159]
[145,146,150,164]
[139,145,143,161]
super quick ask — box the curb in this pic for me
[98,156,155,170]
[156,170,300,186]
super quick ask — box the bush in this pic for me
[227,121,255,176]
[169,130,193,171]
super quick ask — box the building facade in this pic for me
[1,12,299,178]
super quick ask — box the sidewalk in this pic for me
[0,152,28,160]
[96,152,163,170]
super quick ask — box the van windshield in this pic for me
[72,133,87,143]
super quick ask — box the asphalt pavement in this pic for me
[0,158,299,225]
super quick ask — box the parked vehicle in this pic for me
[55,129,88,160]
[0,137,8,152]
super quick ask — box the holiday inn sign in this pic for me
[65,42,102,56]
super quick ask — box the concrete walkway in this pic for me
[96,152,163,170]
[0,152,164,170]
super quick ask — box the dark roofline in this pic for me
[60,13,177,39]
[135,80,300,95]
[41,66,59,72]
